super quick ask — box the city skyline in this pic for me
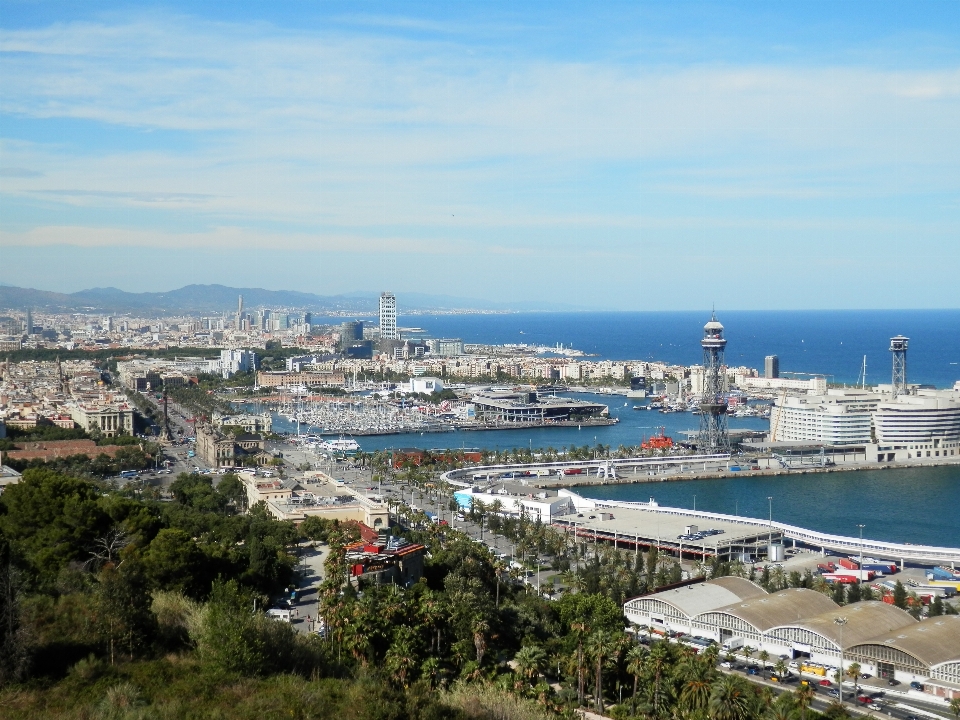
[2,2,960,310]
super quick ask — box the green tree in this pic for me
[709,673,753,720]
[586,629,616,713]
[623,643,646,699]
[930,594,945,617]
[893,580,909,610]
[513,644,547,686]
[0,468,110,580]
[193,579,265,675]
[793,681,815,720]
[142,528,206,596]
[0,530,29,685]
[95,563,157,665]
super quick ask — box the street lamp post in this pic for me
[834,617,847,704]
[767,496,773,557]
[857,524,865,572]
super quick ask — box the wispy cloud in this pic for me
[1,7,959,307]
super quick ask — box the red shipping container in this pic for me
[839,558,859,570]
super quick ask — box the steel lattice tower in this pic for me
[890,335,909,397]
[697,312,730,453]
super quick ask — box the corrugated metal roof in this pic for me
[704,588,839,631]
[852,614,960,669]
[635,577,766,619]
[784,600,915,649]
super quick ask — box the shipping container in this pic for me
[817,562,837,573]
[822,573,859,584]
[862,563,897,575]
[839,558,859,570]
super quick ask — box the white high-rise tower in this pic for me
[379,292,397,340]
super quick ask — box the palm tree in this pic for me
[773,659,788,680]
[625,643,646,698]
[794,682,815,720]
[677,658,714,715]
[570,621,588,705]
[472,616,489,665]
[759,650,770,676]
[645,641,671,717]
[586,630,616,713]
[948,698,960,720]
[845,661,861,688]
[513,644,547,686]
[385,625,417,688]
[709,674,753,720]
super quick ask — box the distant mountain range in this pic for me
[0,284,586,315]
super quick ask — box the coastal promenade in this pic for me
[440,457,960,566]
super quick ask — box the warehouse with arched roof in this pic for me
[763,600,915,666]
[692,588,839,647]
[848,615,960,700]
[623,577,766,636]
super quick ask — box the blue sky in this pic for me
[1,1,959,310]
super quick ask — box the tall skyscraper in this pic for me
[379,292,397,340]
[236,295,244,330]
[764,355,779,379]
[24,309,33,336]
[697,312,730,453]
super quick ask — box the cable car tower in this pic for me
[697,312,730,453]
[890,335,909,397]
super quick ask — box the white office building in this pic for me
[379,292,397,340]
[770,389,879,445]
[874,391,960,460]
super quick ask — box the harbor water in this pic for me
[577,465,960,549]
[269,392,771,453]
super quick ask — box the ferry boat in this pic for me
[317,437,361,454]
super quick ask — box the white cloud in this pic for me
[1,10,959,308]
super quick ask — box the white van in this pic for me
[266,608,291,622]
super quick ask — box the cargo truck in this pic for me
[929,567,960,581]
[817,562,837,573]
[862,563,897,576]
[822,573,860,584]
[721,637,744,652]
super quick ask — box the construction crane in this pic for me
[769,388,788,442]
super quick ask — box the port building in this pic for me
[769,390,879,445]
[874,391,960,459]
[470,389,609,424]
[624,577,767,633]
[692,588,839,648]
[553,505,784,562]
[847,615,960,699]
[625,580,958,698]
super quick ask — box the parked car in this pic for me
[909,681,924,691]
[887,678,900,686]
[818,679,832,687]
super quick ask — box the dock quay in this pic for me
[440,457,960,565]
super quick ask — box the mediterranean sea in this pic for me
[314,308,960,388]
